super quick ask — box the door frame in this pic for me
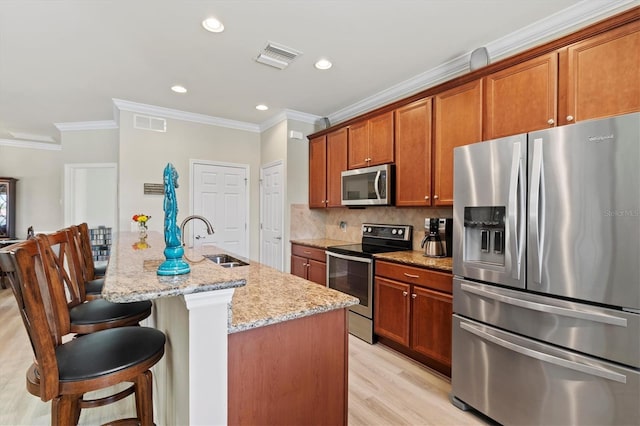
[259,160,285,271]
[63,162,118,230]
[189,159,250,257]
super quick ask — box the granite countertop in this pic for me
[103,232,358,333]
[290,238,353,249]
[374,250,453,272]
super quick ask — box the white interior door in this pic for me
[191,161,248,257]
[260,161,284,270]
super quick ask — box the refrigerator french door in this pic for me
[451,112,640,426]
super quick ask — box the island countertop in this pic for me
[103,232,358,333]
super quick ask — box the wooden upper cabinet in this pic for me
[395,98,432,206]
[347,111,394,169]
[433,80,483,206]
[559,20,640,125]
[483,52,558,140]
[326,127,348,207]
[347,121,369,169]
[308,135,327,208]
[368,111,394,165]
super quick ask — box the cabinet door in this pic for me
[560,20,640,125]
[308,135,327,208]
[291,255,309,279]
[395,98,432,206]
[368,111,394,166]
[434,80,483,206]
[484,52,558,140]
[374,277,410,346]
[326,127,348,207]
[307,259,327,286]
[347,120,369,169]
[411,286,452,367]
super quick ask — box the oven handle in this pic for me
[325,250,372,264]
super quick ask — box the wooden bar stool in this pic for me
[42,229,152,335]
[0,237,165,426]
[72,223,106,300]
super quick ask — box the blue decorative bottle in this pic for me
[157,163,190,276]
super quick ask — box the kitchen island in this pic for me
[103,232,358,425]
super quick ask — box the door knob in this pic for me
[274,236,282,240]
[195,235,203,240]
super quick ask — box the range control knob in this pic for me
[391,229,397,235]
[398,229,403,235]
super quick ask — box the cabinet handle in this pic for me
[433,195,439,200]
[303,251,311,254]
[566,115,574,122]
[402,291,408,297]
[547,118,555,125]
[424,195,430,200]
[411,294,417,299]
[403,272,420,279]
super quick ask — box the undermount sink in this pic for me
[204,254,249,268]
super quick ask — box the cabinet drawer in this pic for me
[291,244,326,263]
[376,260,452,293]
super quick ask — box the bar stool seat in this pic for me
[69,298,152,329]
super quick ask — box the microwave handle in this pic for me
[374,170,382,200]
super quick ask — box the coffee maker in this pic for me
[420,218,453,258]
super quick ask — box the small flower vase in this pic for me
[138,222,148,240]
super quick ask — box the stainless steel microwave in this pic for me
[341,164,394,206]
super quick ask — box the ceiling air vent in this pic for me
[255,42,302,70]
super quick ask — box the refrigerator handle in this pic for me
[530,138,544,284]
[460,321,627,384]
[374,170,381,200]
[508,142,525,280]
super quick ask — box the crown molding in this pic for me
[328,0,638,125]
[54,120,119,132]
[0,138,62,151]
[259,109,322,132]
[112,98,261,133]
[8,131,55,143]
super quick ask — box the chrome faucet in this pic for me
[180,215,215,247]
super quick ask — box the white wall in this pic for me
[117,111,262,260]
[0,128,118,237]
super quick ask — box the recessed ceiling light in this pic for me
[314,58,332,70]
[256,104,269,111]
[171,85,187,94]
[202,17,224,33]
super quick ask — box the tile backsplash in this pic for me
[290,204,453,251]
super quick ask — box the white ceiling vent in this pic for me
[134,114,166,132]
[255,42,302,70]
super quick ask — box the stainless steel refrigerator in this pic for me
[451,112,640,425]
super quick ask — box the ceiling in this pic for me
[0,0,636,144]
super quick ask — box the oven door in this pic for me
[326,251,372,318]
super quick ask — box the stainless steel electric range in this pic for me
[326,223,413,343]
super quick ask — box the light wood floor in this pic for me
[0,287,489,425]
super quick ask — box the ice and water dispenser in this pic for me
[463,206,506,265]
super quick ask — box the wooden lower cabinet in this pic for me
[291,243,327,286]
[374,260,453,375]
[228,309,349,425]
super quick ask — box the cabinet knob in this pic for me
[424,195,430,200]
[411,294,417,299]
[547,118,555,125]
[566,115,574,122]
[433,195,439,200]
[402,291,408,297]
